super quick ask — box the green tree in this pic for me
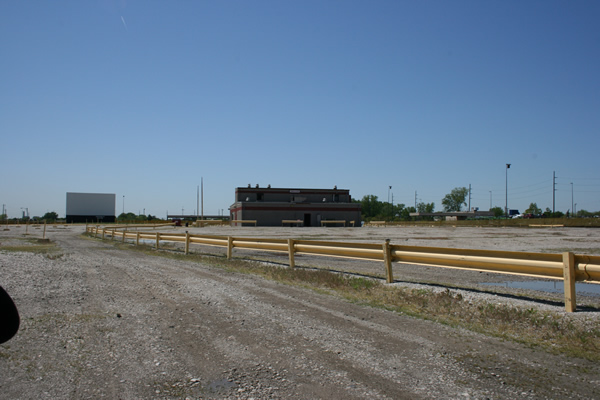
[577,209,593,218]
[490,207,504,218]
[416,202,435,220]
[392,203,405,221]
[416,202,435,213]
[118,212,137,222]
[399,206,416,221]
[543,208,565,218]
[359,195,383,220]
[524,203,542,215]
[441,187,469,212]
[42,211,59,222]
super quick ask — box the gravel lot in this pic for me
[1,224,599,399]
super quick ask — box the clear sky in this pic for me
[2,1,599,218]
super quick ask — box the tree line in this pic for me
[356,187,600,221]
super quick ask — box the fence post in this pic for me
[136,232,140,246]
[288,239,296,268]
[563,251,576,312]
[111,229,115,241]
[122,229,126,243]
[227,236,233,259]
[185,232,190,255]
[102,228,105,240]
[156,232,160,250]
[383,239,393,283]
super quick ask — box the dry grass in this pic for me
[0,237,62,258]
[100,234,600,362]
[215,258,600,361]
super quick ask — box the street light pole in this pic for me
[505,164,511,217]
[571,182,574,218]
[388,186,392,221]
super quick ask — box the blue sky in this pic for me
[1,1,599,218]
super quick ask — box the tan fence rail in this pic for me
[86,225,600,312]
[282,220,304,226]
[229,220,257,226]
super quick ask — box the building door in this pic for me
[303,213,311,227]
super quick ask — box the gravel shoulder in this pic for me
[1,225,599,399]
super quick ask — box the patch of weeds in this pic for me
[544,247,600,255]
[90,233,600,362]
[0,237,61,258]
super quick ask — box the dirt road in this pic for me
[1,226,599,399]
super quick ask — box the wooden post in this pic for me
[102,228,105,240]
[111,229,115,241]
[227,236,233,260]
[383,239,393,283]
[288,239,296,268]
[563,251,576,312]
[156,232,160,249]
[43,220,47,239]
[136,232,140,246]
[185,232,190,255]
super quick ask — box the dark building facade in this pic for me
[229,186,361,227]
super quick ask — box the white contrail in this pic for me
[121,16,128,30]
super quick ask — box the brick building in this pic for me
[229,186,361,227]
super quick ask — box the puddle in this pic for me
[482,280,600,295]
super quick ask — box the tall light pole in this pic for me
[388,186,392,221]
[122,196,125,215]
[505,164,511,217]
[571,182,574,218]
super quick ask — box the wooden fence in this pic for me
[86,225,600,312]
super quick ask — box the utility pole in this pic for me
[505,164,511,217]
[571,182,574,218]
[553,171,556,214]
[468,184,472,211]
[201,177,204,221]
[388,186,393,219]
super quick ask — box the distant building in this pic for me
[229,186,361,227]
[66,192,116,223]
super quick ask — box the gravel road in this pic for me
[1,225,599,399]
